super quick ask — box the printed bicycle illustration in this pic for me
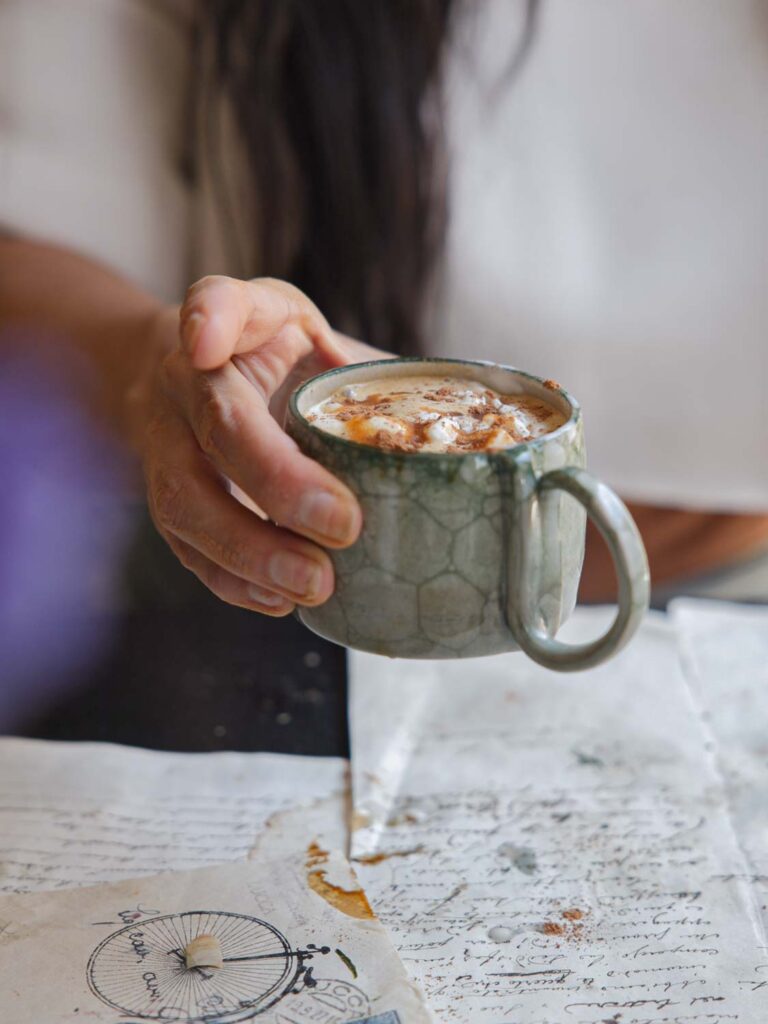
[87,909,330,1022]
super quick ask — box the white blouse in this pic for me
[1,0,766,511]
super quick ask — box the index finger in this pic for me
[180,276,347,372]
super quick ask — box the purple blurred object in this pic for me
[0,331,134,730]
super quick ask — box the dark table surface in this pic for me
[16,513,349,757]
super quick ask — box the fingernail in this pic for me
[268,551,324,599]
[184,312,206,356]
[296,490,357,544]
[247,585,288,608]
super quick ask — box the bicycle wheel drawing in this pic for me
[87,910,328,1022]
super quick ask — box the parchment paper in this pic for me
[0,851,431,1022]
[349,609,767,1022]
[0,738,347,893]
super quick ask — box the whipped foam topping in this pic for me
[305,375,566,453]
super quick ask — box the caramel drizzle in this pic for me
[308,380,561,453]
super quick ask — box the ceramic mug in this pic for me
[286,358,649,670]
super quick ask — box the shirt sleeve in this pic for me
[0,0,192,303]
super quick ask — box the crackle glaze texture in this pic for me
[287,360,587,659]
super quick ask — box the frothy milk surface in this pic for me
[305,374,567,453]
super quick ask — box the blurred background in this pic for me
[0,0,766,750]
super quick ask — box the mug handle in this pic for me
[502,449,650,672]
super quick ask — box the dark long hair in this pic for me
[203,1,537,355]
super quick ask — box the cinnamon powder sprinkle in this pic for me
[306,374,566,454]
[562,908,584,921]
[541,922,566,936]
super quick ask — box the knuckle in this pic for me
[169,540,232,601]
[260,277,299,306]
[196,387,239,460]
[196,559,224,595]
[211,538,252,580]
[249,458,282,510]
[182,556,227,603]
[172,543,197,573]
[150,467,188,533]
[184,274,225,302]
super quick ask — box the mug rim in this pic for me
[288,356,581,460]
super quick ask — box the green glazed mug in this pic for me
[286,357,649,670]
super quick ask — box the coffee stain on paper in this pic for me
[306,844,376,920]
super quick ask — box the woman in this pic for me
[1,1,766,746]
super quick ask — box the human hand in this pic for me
[139,276,383,616]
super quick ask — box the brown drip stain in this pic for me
[306,874,375,920]
[306,841,328,867]
[305,844,376,920]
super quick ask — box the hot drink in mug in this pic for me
[305,374,567,454]
[286,358,649,671]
